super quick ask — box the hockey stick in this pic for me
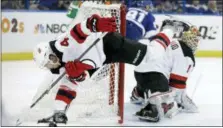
[191,72,203,99]
[16,32,108,126]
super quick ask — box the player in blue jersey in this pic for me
[126,0,157,40]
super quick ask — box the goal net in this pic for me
[21,0,126,126]
[66,1,126,124]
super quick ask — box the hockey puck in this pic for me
[49,122,57,127]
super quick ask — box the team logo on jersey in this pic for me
[60,38,69,46]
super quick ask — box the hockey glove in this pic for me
[87,14,117,32]
[171,87,198,113]
[65,60,93,81]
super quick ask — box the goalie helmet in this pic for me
[180,26,201,54]
[33,42,60,69]
[161,16,201,54]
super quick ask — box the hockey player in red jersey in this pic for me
[33,12,197,124]
[33,14,118,125]
[130,19,201,122]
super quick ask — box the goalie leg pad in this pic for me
[172,87,199,113]
[135,90,179,122]
[148,90,179,118]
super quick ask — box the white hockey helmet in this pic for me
[33,42,52,69]
[33,42,60,69]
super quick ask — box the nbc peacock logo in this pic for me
[34,24,45,34]
[34,23,68,34]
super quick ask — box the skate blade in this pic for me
[134,114,159,122]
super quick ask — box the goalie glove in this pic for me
[87,14,117,32]
[65,60,93,82]
[171,87,199,113]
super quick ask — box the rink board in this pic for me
[1,50,222,61]
[1,11,222,61]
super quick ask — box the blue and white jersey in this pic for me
[126,7,157,40]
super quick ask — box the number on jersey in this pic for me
[126,9,147,23]
[60,38,69,46]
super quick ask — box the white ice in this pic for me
[2,58,222,126]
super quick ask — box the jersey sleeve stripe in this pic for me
[155,33,170,46]
[169,78,186,89]
[170,73,187,81]
[76,23,89,38]
[155,39,167,49]
[70,23,88,44]
[169,78,186,85]
[56,95,73,104]
[55,88,76,104]
[150,33,170,49]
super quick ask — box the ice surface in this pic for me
[2,58,222,126]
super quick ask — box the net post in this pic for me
[118,4,126,124]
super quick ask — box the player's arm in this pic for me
[61,14,117,80]
[69,14,117,44]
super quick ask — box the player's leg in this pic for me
[102,18,186,66]
[102,32,147,66]
[38,76,77,125]
[130,71,169,105]
[133,72,179,122]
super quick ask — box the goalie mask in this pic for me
[33,42,61,69]
[180,26,201,54]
